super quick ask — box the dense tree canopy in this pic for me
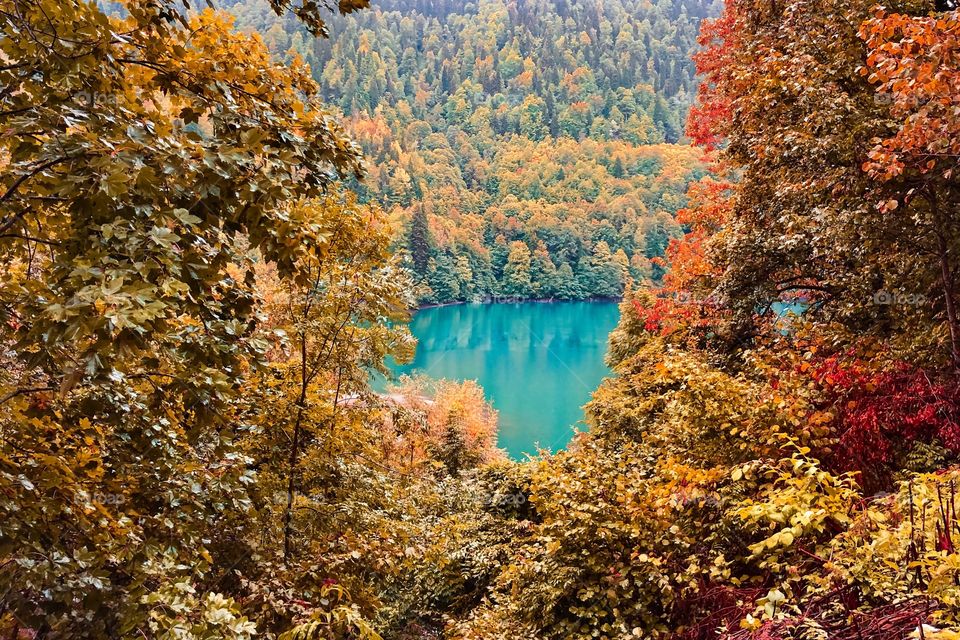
[230,0,720,142]
[0,0,415,637]
[442,0,960,638]
[223,0,716,303]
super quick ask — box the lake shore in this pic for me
[415,296,622,311]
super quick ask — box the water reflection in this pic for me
[387,301,621,458]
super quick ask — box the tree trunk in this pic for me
[283,334,309,561]
[931,188,960,369]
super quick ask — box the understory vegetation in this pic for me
[2,0,960,639]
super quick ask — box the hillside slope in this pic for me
[225,0,717,302]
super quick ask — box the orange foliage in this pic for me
[861,9,960,186]
[687,7,738,149]
[632,171,732,338]
[380,376,504,473]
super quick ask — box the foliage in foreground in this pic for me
[437,1,960,639]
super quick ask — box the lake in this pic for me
[388,301,621,458]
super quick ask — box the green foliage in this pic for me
[231,0,718,141]
[407,205,433,274]
[502,241,534,298]
[380,139,698,303]
[224,0,712,303]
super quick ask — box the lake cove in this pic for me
[389,301,621,458]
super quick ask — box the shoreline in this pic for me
[414,296,622,311]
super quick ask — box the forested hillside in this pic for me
[224,0,716,303]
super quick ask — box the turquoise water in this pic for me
[387,301,621,459]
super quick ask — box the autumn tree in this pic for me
[530,243,560,298]
[381,375,503,474]
[226,0,712,305]
[223,194,416,634]
[446,2,960,638]
[0,0,400,636]
[684,0,960,370]
[861,7,960,366]
[501,241,533,298]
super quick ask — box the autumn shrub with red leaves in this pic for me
[670,583,766,640]
[811,358,960,492]
[723,595,936,640]
[628,173,733,346]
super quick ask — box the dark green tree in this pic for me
[408,204,434,275]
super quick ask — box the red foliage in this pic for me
[630,175,732,339]
[687,7,738,149]
[631,295,706,336]
[811,358,960,490]
[722,595,936,640]
[670,583,765,640]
